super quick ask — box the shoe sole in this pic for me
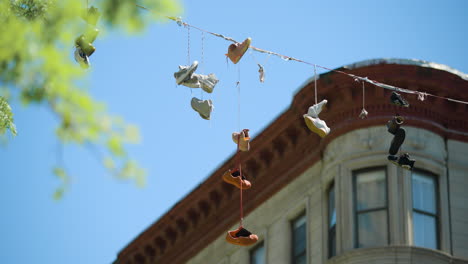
[389,128,406,155]
[304,116,328,138]
[191,98,211,120]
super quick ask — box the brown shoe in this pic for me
[222,169,251,189]
[226,227,258,246]
[226,38,251,64]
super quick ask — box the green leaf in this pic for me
[107,135,125,157]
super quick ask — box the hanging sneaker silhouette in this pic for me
[191,97,213,120]
[232,129,250,151]
[226,226,258,246]
[359,108,368,119]
[398,153,415,170]
[222,168,251,189]
[226,38,251,64]
[303,99,330,138]
[388,153,415,170]
[390,92,409,107]
[387,115,404,135]
[174,61,199,85]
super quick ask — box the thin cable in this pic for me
[201,31,205,74]
[237,66,241,132]
[314,64,318,105]
[187,26,191,65]
[136,4,468,106]
[362,81,365,109]
[235,133,243,227]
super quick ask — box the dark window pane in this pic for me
[250,243,265,264]
[294,253,306,264]
[356,170,387,210]
[412,173,436,214]
[328,226,336,258]
[328,184,336,258]
[357,210,388,248]
[329,185,336,226]
[293,224,306,255]
[413,212,437,249]
[292,214,306,263]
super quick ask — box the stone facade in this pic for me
[115,59,468,264]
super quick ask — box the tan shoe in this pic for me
[232,129,250,151]
[226,227,258,246]
[222,169,251,189]
[226,38,251,64]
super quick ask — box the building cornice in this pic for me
[116,61,468,264]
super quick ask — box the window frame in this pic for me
[352,167,390,248]
[411,169,440,250]
[291,211,307,264]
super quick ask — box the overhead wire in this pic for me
[135,4,468,106]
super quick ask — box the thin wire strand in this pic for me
[201,31,205,74]
[235,133,243,227]
[187,26,190,65]
[362,81,365,109]
[237,66,241,132]
[314,64,318,105]
[135,4,468,106]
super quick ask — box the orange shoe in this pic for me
[222,169,251,189]
[226,227,258,246]
[226,38,251,64]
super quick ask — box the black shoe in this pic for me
[387,115,404,135]
[390,92,409,107]
[388,155,399,166]
[398,153,415,170]
[389,128,406,155]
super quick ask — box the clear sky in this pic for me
[1,0,467,263]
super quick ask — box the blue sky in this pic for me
[1,0,468,263]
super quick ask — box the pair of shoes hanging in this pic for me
[74,6,100,69]
[174,61,219,93]
[174,61,218,120]
[386,112,415,170]
[223,129,251,188]
[303,99,331,138]
[223,129,258,246]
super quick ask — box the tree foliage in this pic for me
[0,0,180,197]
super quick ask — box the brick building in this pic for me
[114,59,468,264]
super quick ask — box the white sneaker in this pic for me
[174,61,198,85]
[198,73,219,93]
[181,74,201,88]
[191,97,213,120]
[74,47,90,69]
[304,99,330,138]
[181,73,219,93]
[232,129,250,151]
[306,99,327,118]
